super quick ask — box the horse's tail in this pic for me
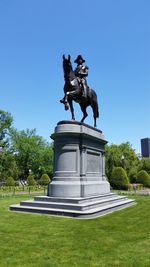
[95,102,99,118]
[90,88,99,118]
[95,100,99,118]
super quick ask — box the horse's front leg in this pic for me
[68,99,75,120]
[80,104,88,123]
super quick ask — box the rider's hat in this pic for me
[74,55,85,64]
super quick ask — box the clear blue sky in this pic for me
[0,0,150,153]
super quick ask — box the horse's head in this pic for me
[62,54,73,76]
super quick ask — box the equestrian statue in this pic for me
[60,54,99,127]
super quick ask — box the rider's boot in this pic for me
[82,89,87,98]
[82,85,87,98]
[81,79,87,98]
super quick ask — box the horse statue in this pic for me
[60,54,99,127]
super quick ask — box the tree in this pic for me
[0,110,18,182]
[6,176,15,187]
[105,142,139,179]
[137,170,150,187]
[0,150,18,182]
[110,167,129,190]
[10,128,53,180]
[40,173,51,186]
[6,176,15,192]
[128,168,137,183]
[27,174,36,195]
[27,174,36,186]
[40,173,51,193]
[0,110,13,148]
[138,158,150,174]
[39,145,53,177]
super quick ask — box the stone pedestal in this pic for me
[10,121,135,218]
[48,120,110,198]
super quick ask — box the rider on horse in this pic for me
[74,55,89,98]
[60,55,89,104]
[60,54,99,127]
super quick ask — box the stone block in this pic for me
[48,121,110,198]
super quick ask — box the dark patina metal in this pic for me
[60,54,99,127]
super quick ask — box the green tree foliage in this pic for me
[138,158,150,174]
[40,173,50,194]
[27,174,36,186]
[128,168,137,183]
[110,167,129,190]
[10,128,53,180]
[40,173,51,186]
[0,110,53,182]
[0,110,18,182]
[136,170,150,187]
[0,110,13,148]
[105,142,139,179]
[0,150,18,181]
[33,145,53,179]
[6,176,15,187]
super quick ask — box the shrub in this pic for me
[128,168,137,183]
[6,176,15,187]
[27,175,36,186]
[136,170,150,187]
[110,167,129,190]
[40,174,51,194]
[40,174,51,186]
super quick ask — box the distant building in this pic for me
[141,138,150,157]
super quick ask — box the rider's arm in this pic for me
[81,65,89,76]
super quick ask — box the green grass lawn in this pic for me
[0,195,150,267]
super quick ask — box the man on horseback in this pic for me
[59,54,99,127]
[74,55,89,98]
[60,54,89,105]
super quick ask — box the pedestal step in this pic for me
[34,192,115,204]
[10,193,136,219]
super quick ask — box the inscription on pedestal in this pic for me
[87,150,102,175]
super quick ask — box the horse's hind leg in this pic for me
[80,104,88,123]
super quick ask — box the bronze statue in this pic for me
[60,54,99,127]
[74,55,89,98]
